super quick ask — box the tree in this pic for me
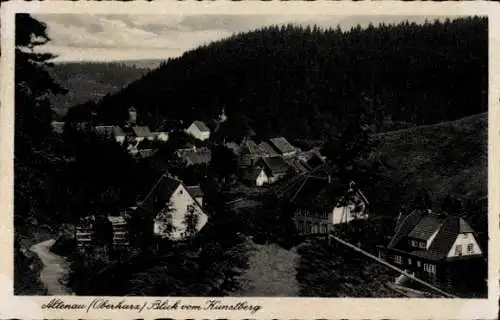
[156,202,176,237]
[210,145,238,184]
[15,14,67,152]
[183,204,200,238]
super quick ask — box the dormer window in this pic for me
[419,241,426,249]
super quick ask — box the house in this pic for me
[128,106,137,125]
[94,125,127,144]
[378,210,485,289]
[136,139,156,158]
[153,131,169,142]
[257,156,292,183]
[238,140,262,168]
[186,120,210,141]
[258,141,279,157]
[137,174,208,241]
[242,167,269,186]
[131,126,154,143]
[269,137,298,157]
[289,175,369,235]
[176,147,212,166]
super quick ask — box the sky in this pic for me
[33,14,455,62]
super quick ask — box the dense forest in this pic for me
[48,62,155,119]
[66,17,488,140]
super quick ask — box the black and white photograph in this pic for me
[3,1,499,318]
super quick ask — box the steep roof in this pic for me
[243,167,266,182]
[112,126,125,137]
[260,156,291,175]
[408,215,443,241]
[95,125,114,137]
[387,211,479,261]
[193,120,210,132]
[269,137,296,154]
[177,147,212,166]
[137,175,181,215]
[240,140,260,154]
[258,141,279,156]
[186,185,204,198]
[132,126,153,137]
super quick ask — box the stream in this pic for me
[30,239,73,295]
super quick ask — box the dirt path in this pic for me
[233,243,300,296]
[30,239,73,295]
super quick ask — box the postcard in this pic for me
[1,1,499,319]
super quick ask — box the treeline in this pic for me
[66,17,487,140]
[49,61,152,119]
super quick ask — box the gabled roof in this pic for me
[258,141,279,156]
[192,120,210,132]
[177,147,212,166]
[260,156,290,175]
[132,126,153,137]
[387,211,479,261]
[113,126,125,137]
[243,167,267,182]
[241,140,260,154]
[95,125,114,136]
[186,185,203,198]
[408,216,443,241]
[269,137,296,154]
[138,175,181,215]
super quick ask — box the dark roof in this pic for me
[113,126,125,137]
[408,215,443,241]
[177,147,212,166]
[260,156,290,175]
[269,137,296,154]
[137,175,181,215]
[95,125,114,137]
[193,120,210,132]
[290,176,333,208]
[387,211,479,261]
[186,185,204,198]
[132,126,153,137]
[243,167,266,181]
[241,140,260,154]
[258,141,279,156]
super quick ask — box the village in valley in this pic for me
[14,13,488,299]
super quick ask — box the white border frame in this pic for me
[1,1,499,319]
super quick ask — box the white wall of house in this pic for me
[330,202,368,225]
[186,123,210,141]
[446,233,482,258]
[156,132,169,141]
[153,184,208,240]
[115,136,125,144]
[256,170,268,186]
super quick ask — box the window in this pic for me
[417,261,421,267]
[455,245,463,256]
[419,241,426,249]
[467,243,474,254]
[408,258,412,265]
[424,264,436,274]
[394,255,402,264]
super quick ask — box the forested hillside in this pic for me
[49,62,154,119]
[66,17,487,140]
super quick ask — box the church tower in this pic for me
[128,106,137,125]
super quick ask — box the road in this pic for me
[30,239,73,295]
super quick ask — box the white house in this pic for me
[153,131,169,142]
[186,121,210,141]
[242,167,269,186]
[290,176,370,235]
[137,174,208,241]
